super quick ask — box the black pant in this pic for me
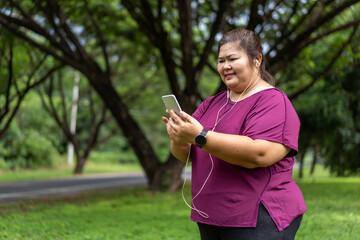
[197,203,303,240]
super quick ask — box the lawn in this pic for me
[0,151,142,182]
[0,165,359,240]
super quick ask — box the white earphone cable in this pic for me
[181,69,258,218]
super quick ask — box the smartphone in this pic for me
[162,94,185,120]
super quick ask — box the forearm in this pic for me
[166,110,289,167]
[202,131,279,169]
[170,140,191,162]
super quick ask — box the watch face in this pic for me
[195,135,207,147]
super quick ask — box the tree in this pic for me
[37,70,119,174]
[121,0,360,177]
[0,0,182,191]
[0,34,62,138]
[295,39,360,176]
[1,0,359,190]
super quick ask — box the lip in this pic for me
[224,73,235,79]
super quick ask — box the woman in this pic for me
[162,28,306,240]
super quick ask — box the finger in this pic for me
[179,111,192,122]
[166,109,171,118]
[162,116,169,124]
[171,110,182,122]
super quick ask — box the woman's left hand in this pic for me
[169,110,203,145]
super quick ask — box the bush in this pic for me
[0,126,59,170]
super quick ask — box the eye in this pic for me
[230,58,237,61]
[218,59,225,63]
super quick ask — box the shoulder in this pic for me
[192,91,227,119]
[249,88,286,110]
[196,91,227,110]
[204,91,227,104]
[252,88,295,111]
[256,88,287,101]
[246,88,299,125]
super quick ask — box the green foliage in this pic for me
[1,0,360,179]
[0,90,64,170]
[0,124,59,169]
[89,148,137,164]
[0,172,359,240]
[282,26,360,176]
[18,91,67,154]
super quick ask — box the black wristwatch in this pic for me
[195,129,208,148]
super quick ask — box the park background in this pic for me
[0,0,359,239]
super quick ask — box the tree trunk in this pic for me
[150,154,186,192]
[298,150,306,179]
[74,157,87,174]
[85,71,182,190]
[310,146,318,176]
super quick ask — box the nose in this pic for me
[223,61,231,70]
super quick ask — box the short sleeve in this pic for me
[243,90,300,157]
[192,91,225,121]
[192,99,208,121]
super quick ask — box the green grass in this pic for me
[0,162,142,182]
[0,152,142,182]
[294,166,360,239]
[296,179,360,240]
[0,188,199,240]
[0,165,359,239]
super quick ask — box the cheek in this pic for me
[217,64,223,76]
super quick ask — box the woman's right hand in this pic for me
[162,110,185,145]
[162,110,191,162]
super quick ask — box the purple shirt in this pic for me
[191,88,306,231]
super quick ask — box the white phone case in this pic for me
[162,94,183,119]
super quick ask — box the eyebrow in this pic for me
[218,54,237,60]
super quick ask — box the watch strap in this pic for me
[195,129,208,148]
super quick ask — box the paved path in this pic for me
[0,172,147,203]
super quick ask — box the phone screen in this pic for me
[162,94,184,120]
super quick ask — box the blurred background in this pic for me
[0,0,359,191]
[1,1,360,239]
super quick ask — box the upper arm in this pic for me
[244,91,300,162]
[253,139,291,168]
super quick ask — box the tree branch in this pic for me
[194,0,232,88]
[1,41,13,119]
[7,0,75,60]
[247,0,269,31]
[84,0,110,76]
[0,12,82,70]
[0,63,63,138]
[178,0,193,88]
[48,0,89,63]
[269,0,360,73]
[266,0,319,56]
[121,0,181,95]
[289,25,358,100]
[298,18,360,50]
[33,0,75,59]
[84,105,107,158]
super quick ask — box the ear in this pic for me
[255,54,262,67]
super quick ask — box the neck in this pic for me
[230,76,262,102]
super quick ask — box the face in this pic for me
[217,42,256,93]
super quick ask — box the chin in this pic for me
[224,82,238,90]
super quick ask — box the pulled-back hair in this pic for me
[218,28,275,85]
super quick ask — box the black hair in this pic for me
[218,28,275,85]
